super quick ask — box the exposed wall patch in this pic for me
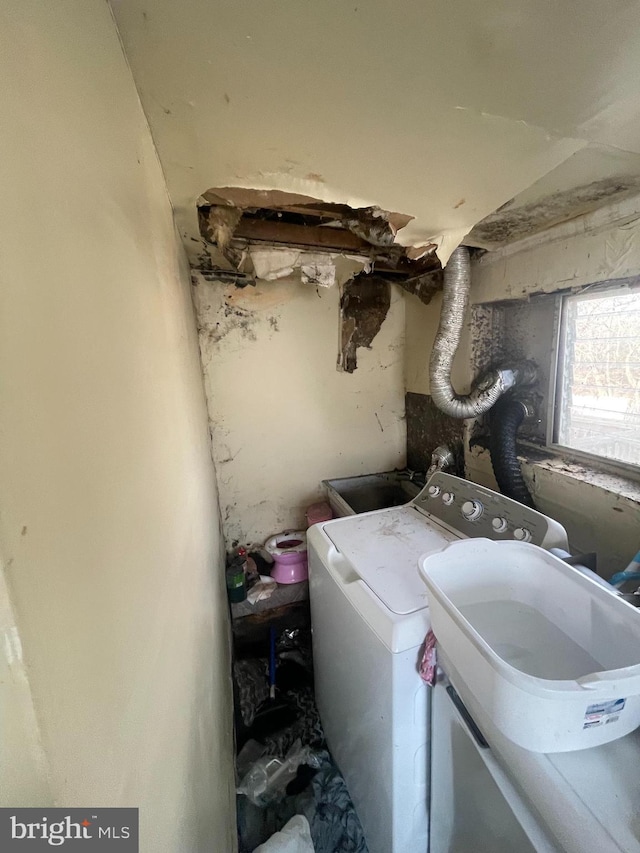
[405,392,464,474]
[338,274,391,373]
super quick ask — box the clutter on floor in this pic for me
[252,815,315,853]
[246,575,278,606]
[234,626,369,853]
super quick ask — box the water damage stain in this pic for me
[469,176,640,247]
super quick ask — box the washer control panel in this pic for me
[413,472,568,550]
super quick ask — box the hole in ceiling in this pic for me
[195,186,442,286]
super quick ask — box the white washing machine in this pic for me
[308,472,568,853]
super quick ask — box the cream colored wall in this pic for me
[0,556,51,807]
[0,2,235,850]
[404,199,640,576]
[194,272,406,547]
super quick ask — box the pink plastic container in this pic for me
[306,501,333,527]
[264,530,308,584]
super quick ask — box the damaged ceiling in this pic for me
[111,0,640,266]
[196,186,442,287]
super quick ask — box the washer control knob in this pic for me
[462,500,483,521]
[514,526,532,542]
[491,516,508,533]
[428,485,441,497]
[441,492,454,506]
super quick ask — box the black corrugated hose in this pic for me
[489,397,536,508]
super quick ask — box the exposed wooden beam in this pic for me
[232,218,372,253]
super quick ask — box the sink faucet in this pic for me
[427,445,455,479]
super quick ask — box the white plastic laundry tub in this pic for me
[419,539,640,753]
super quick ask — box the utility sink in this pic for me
[323,471,421,516]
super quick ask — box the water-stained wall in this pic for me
[194,270,406,547]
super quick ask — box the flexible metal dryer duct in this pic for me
[429,246,520,419]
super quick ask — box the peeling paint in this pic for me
[245,246,369,287]
[343,206,413,247]
[195,187,437,286]
[201,187,322,209]
[338,274,391,373]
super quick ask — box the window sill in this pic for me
[517,442,640,506]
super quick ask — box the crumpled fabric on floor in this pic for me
[235,647,369,853]
[234,657,324,756]
[235,658,270,727]
[305,751,368,853]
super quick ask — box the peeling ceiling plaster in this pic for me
[196,188,439,280]
[110,0,640,264]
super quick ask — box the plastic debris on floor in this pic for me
[235,628,369,853]
[253,815,314,853]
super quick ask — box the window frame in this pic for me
[547,276,640,481]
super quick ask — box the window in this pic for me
[554,285,640,468]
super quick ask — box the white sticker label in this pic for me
[583,698,626,729]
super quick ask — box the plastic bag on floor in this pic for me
[247,575,277,605]
[236,739,267,782]
[253,815,315,852]
[238,739,320,807]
